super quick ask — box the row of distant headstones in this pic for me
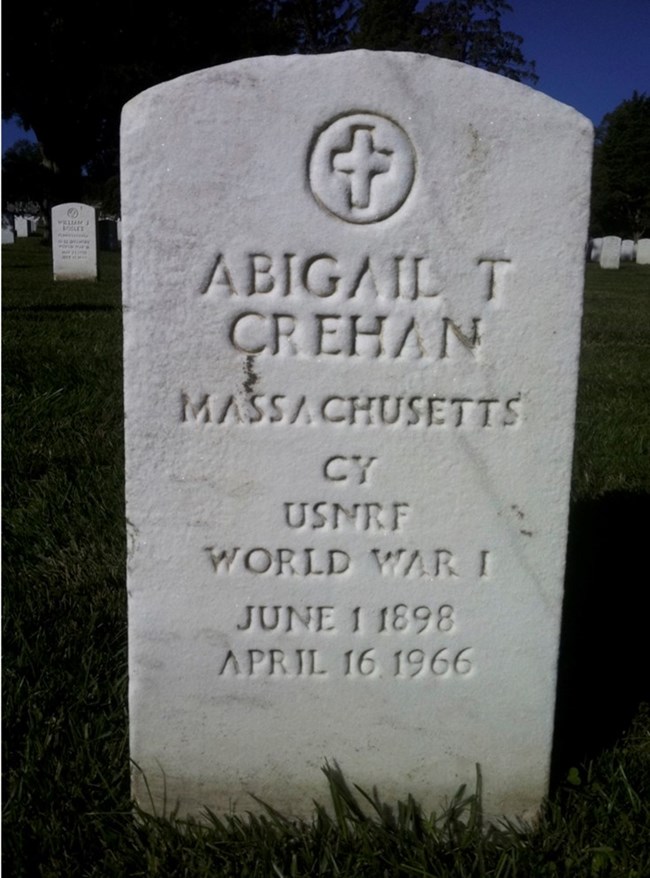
[2,213,42,243]
[2,208,649,270]
[1,212,121,250]
[589,236,650,267]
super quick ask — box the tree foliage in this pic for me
[277,0,359,52]
[352,0,418,51]
[590,92,650,240]
[353,0,537,83]
[3,0,536,207]
[2,0,292,205]
[1,140,54,216]
[416,0,536,80]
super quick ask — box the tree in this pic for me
[278,0,359,52]
[2,140,54,217]
[352,0,419,51]
[418,0,536,81]
[352,0,537,82]
[2,1,293,204]
[3,0,537,206]
[590,92,650,241]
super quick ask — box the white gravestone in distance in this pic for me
[636,239,650,265]
[14,216,29,238]
[600,235,621,269]
[2,214,15,244]
[621,239,636,262]
[122,51,592,823]
[51,202,98,280]
[589,237,603,262]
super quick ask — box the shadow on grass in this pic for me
[551,490,650,787]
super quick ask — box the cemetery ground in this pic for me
[3,235,650,877]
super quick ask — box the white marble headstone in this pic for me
[600,235,621,269]
[122,51,592,823]
[589,237,603,262]
[621,239,636,262]
[636,239,650,265]
[2,213,15,244]
[51,202,98,280]
[14,216,29,238]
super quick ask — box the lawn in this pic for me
[3,237,649,876]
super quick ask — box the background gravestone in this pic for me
[2,215,15,244]
[636,239,650,265]
[589,237,603,262]
[122,51,592,823]
[14,216,29,238]
[621,239,636,262]
[599,235,621,269]
[51,202,98,280]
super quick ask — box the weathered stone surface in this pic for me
[52,202,97,280]
[122,51,592,823]
[600,235,621,269]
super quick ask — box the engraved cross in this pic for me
[331,125,393,209]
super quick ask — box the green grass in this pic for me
[3,237,650,876]
[572,263,650,498]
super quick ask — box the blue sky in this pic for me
[501,0,650,126]
[2,0,649,152]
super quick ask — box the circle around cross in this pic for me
[308,112,416,224]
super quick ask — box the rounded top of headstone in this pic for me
[122,50,593,138]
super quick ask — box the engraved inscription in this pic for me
[218,648,328,676]
[55,218,93,262]
[478,258,511,301]
[201,438,493,683]
[227,311,482,360]
[371,548,458,577]
[204,546,351,575]
[236,605,336,632]
[284,501,410,532]
[352,603,463,634]
[393,648,473,677]
[308,113,415,224]
[216,643,474,679]
[217,601,476,680]
[199,250,517,363]
[379,604,455,633]
[188,247,510,689]
[323,455,377,484]
[181,392,523,428]
[202,252,443,300]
